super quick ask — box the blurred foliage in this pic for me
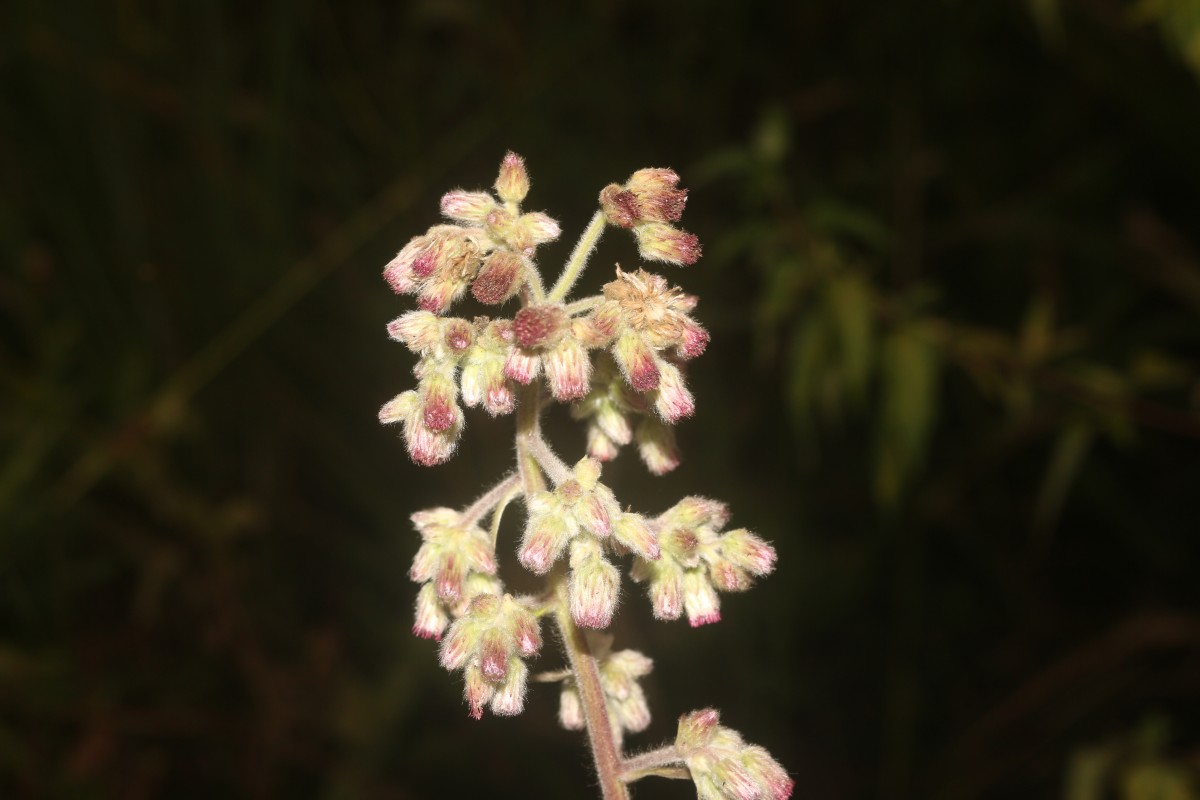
[3,1,1200,799]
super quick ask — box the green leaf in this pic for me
[874,323,941,505]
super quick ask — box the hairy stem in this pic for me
[459,472,521,528]
[549,210,607,303]
[552,572,628,800]
[620,745,686,782]
[516,385,547,496]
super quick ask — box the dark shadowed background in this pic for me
[4,1,1200,798]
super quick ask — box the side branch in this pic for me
[549,210,607,303]
[460,472,522,527]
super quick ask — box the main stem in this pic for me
[553,575,628,800]
[514,383,626,800]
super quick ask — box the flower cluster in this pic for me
[675,709,793,800]
[599,168,702,265]
[439,593,542,718]
[558,633,653,748]
[632,497,777,627]
[407,507,500,640]
[383,152,559,312]
[379,152,790,798]
[520,457,659,628]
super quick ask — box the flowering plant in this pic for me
[379,152,792,800]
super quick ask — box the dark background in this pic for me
[4,1,1200,798]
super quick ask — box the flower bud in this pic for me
[677,708,722,751]
[676,710,793,800]
[648,563,684,620]
[464,663,493,719]
[634,222,701,265]
[503,347,542,384]
[682,570,721,627]
[516,212,561,247]
[626,167,688,223]
[654,361,695,423]
[440,190,497,224]
[420,371,461,433]
[568,539,619,629]
[559,686,585,730]
[636,417,681,475]
[599,184,640,228]
[518,507,574,575]
[478,628,509,681]
[613,513,660,561]
[513,304,568,349]
[494,151,530,203]
[471,250,525,305]
[721,529,778,576]
[586,426,620,461]
[413,582,450,640]
[613,330,660,392]
[378,390,419,426]
[679,318,710,359]
[659,496,730,531]
[545,336,592,401]
[387,310,442,353]
[489,657,528,716]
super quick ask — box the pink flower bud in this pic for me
[661,496,730,531]
[464,663,493,720]
[403,410,461,466]
[478,629,509,682]
[513,304,568,349]
[654,362,695,423]
[442,318,474,354]
[626,167,688,223]
[382,233,438,294]
[636,417,680,475]
[509,607,542,657]
[439,622,473,671]
[421,376,460,433]
[649,568,684,620]
[613,331,660,392]
[484,375,515,415]
[545,337,592,401]
[494,151,530,204]
[583,301,622,345]
[599,184,640,228]
[575,493,612,537]
[676,708,721,752]
[710,560,751,592]
[471,250,525,305]
[679,319,710,359]
[613,513,660,561]
[434,552,466,603]
[586,426,620,461]
[440,190,496,223]
[387,311,441,352]
[413,583,449,640]
[504,348,542,384]
[517,212,561,246]
[489,658,528,716]
[568,541,619,629]
[559,687,585,730]
[634,222,701,265]
[683,571,721,627]
[378,391,418,426]
[743,746,795,800]
[721,529,777,576]
[518,512,573,575]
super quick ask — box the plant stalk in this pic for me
[549,210,607,303]
[553,573,628,800]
